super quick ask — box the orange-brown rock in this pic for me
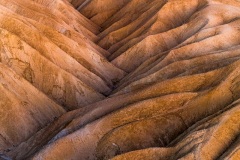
[0,0,239,160]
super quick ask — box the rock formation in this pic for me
[0,0,240,159]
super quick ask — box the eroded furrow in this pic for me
[0,0,240,160]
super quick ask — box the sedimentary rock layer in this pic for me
[0,0,239,159]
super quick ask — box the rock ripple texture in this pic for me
[0,0,239,159]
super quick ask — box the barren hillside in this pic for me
[0,0,240,159]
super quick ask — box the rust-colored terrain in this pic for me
[0,0,240,159]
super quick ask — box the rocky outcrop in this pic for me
[0,0,240,159]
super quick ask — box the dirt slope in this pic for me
[0,0,239,160]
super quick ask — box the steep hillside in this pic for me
[0,0,239,159]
